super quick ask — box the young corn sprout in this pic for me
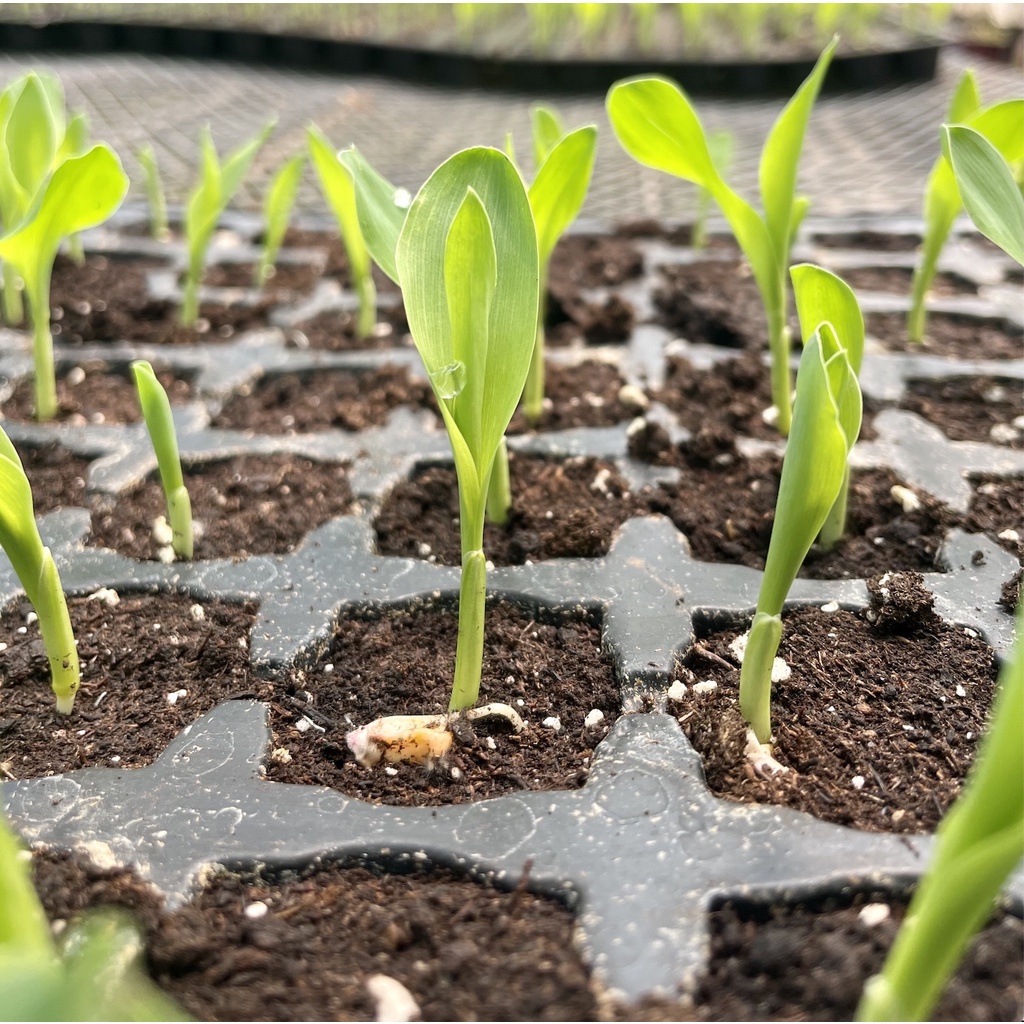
[512,106,597,429]
[340,145,539,768]
[907,71,1024,342]
[691,131,733,252]
[181,120,274,327]
[0,425,80,713]
[307,125,377,339]
[943,123,1024,267]
[254,153,304,289]
[0,811,186,1019]
[0,71,89,325]
[857,603,1023,1022]
[136,143,169,241]
[132,360,193,561]
[739,266,862,770]
[607,38,837,436]
[0,143,128,420]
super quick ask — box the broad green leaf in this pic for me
[338,144,407,283]
[3,73,60,216]
[968,99,1024,163]
[396,147,538,479]
[0,145,129,293]
[529,125,597,263]
[531,105,564,168]
[946,69,980,124]
[307,126,370,285]
[944,125,1024,266]
[759,36,836,262]
[791,263,864,373]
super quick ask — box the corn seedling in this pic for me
[0,425,80,713]
[907,71,1023,342]
[181,121,274,326]
[0,812,187,1019]
[607,38,837,435]
[255,153,304,289]
[943,124,1024,267]
[341,145,539,761]
[738,265,862,763]
[137,143,169,241]
[857,602,1023,1022]
[691,130,733,251]
[513,105,597,429]
[0,144,128,421]
[132,360,193,561]
[308,125,377,339]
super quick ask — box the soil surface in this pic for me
[14,441,92,513]
[202,259,323,297]
[283,303,411,351]
[87,453,353,560]
[374,453,644,566]
[902,375,1024,447]
[866,310,1023,360]
[811,230,922,251]
[1,593,260,779]
[2,360,193,425]
[840,264,978,297]
[211,364,435,434]
[267,601,620,806]
[673,596,998,834]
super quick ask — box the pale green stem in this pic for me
[253,254,271,290]
[738,610,783,744]
[692,187,712,251]
[29,283,57,421]
[66,234,85,267]
[908,232,946,343]
[524,314,546,428]
[167,485,194,560]
[2,266,23,326]
[355,269,377,339]
[179,269,200,327]
[817,464,850,550]
[768,315,793,437]
[449,548,487,712]
[485,438,511,526]
[36,548,80,714]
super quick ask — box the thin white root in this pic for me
[366,974,421,1023]
[463,702,527,733]
[744,729,789,777]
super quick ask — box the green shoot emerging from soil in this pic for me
[513,105,597,428]
[0,143,128,420]
[907,71,1023,342]
[0,425,80,713]
[307,125,377,339]
[137,143,169,241]
[255,153,304,289]
[132,360,193,561]
[0,811,187,1019]
[692,130,733,251]
[857,603,1024,1022]
[606,37,836,435]
[943,123,1024,267]
[181,121,273,326]
[341,145,538,765]
[739,269,862,759]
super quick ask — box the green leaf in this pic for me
[0,439,43,598]
[396,147,538,484]
[258,153,304,283]
[220,120,275,202]
[946,69,980,124]
[0,814,53,959]
[529,125,597,263]
[759,36,837,262]
[0,145,129,292]
[791,263,864,373]
[337,144,408,284]
[57,111,90,164]
[2,73,60,218]
[944,125,1024,266]
[531,105,564,168]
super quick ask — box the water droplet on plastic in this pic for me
[430,361,466,400]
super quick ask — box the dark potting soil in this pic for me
[691,891,1023,1023]
[673,599,997,834]
[616,218,740,251]
[211,364,435,434]
[201,258,323,296]
[268,601,619,806]
[506,359,641,432]
[374,453,644,566]
[811,230,922,251]
[48,253,274,345]
[32,851,600,1023]
[840,264,978,297]
[903,375,1024,448]
[865,310,1023,360]
[549,232,645,289]
[546,288,636,346]
[0,593,261,779]
[87,453,353,560]
[283,303,411,351]
[13,441,91,513]
[1,360,193,425]
[968,476,1024,561]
